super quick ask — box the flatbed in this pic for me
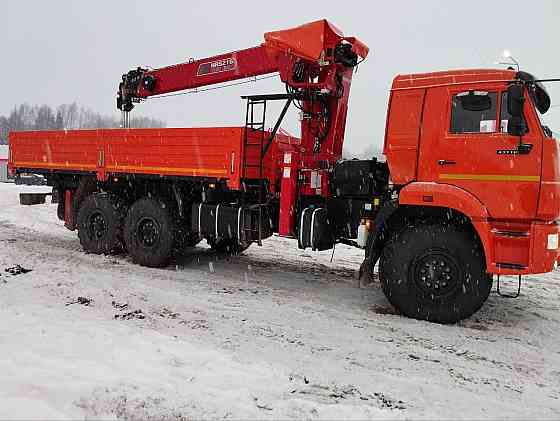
[9,127,298,190]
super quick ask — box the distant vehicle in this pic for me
[14,173,47,186]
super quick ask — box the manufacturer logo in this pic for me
[197,57,236,76]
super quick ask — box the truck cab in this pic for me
[367,69,560,322]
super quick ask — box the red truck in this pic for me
[9,20,560,323]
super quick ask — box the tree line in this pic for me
[0,103,385,158]
[0,103,165,144]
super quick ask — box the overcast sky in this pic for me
[3,0,559,154]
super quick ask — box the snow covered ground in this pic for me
[0,182,559,420]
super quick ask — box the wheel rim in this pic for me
[87,211,107,240]
[411,248,461,298]
[137,217,160,247]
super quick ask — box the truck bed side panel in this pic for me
[103,128,241,185]
[10,130,100,173]
[11,128,247,188]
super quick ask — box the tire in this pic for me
[124,198,175,268]
[77,193,126,254]
[379,222,492,324]
[207,238,250,255]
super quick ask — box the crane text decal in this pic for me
[197,58,237,76]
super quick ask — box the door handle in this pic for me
[438,159,456,166]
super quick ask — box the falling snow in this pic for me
[1,183,560,419]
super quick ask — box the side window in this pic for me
[450,91,498,134]
[500,91,527,133]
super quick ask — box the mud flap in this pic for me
[64,190,76,231]
[359,200,399,284]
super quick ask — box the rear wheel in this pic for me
[77,193,126,254]
[124,198,175,268]
[379,222,492,324]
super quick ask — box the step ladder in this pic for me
[242,98,266,246]
[241,93,295,246]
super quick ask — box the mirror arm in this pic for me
[517,135,532,155]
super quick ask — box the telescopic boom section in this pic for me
[117,19,368,162]
[119,45,279,105]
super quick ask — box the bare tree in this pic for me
[2,103,165,140]
[0,116,8,144]
[35,105,56,130]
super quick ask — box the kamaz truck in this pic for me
[9,20,560,323]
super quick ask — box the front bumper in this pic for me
[481,220,560,275]
[527,221,560,274]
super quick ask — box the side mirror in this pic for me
[507,116,528,137]
[458,91,492,112]
[507,84,525,117]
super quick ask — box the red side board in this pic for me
[9,127,300,191]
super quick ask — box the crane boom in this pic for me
[117,19,368,163]
[117,45,278,108]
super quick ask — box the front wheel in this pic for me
[379,222,492,324]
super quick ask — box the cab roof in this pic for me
[392,69,516,90]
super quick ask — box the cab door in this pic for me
[418,86,542,220]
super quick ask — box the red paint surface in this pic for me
[391,69,560,274]
[9,127,300,191]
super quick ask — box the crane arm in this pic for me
[117,19,369,162]
[117,45,280,111]
[117,20,368,111]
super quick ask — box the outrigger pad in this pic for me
[19,193,49,206]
